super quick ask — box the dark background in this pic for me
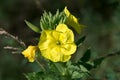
[0,0,120,80]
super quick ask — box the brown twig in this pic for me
[3,46,22,54]
[0,28,26,48]
[92,50,120,61]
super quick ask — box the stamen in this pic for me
[56,41,61,45]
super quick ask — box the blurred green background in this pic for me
[0,0,120,80]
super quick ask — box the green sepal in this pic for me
[25,20,40,33]
[40,10,66,30]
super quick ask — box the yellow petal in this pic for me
[62,55,71,62]
[61,43,77,55]
[39,46,61,62]
[40,46,71,62]
[56,24,74,43]
[59,29,74,44]
[64,7,84,34]
[64,7,70,17]
[64,7,78,23]
[56,24,68,33]
[38,30,60,50]
[22,45,37,62]
[38,24,77,62]
[49,46,62,62]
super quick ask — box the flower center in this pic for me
[56,40,61,45]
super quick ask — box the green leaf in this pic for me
[66,61,89,79]
[24,72,43,80]
[81,49,91,62]
[80,65,89,72]
[79,55,105,70]
[76,36,86,46]
[25,20,40,33]
[80,62,94,71]
[72,71,84,79]
[93,57,105,68]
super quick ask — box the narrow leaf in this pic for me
[80,62,94,71]
[81,49,91,62]
[25,20,40,33]
[76,36,86,46]
[93,57,105,68]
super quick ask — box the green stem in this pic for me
[53,62,72,80]
[36,59,46,73]
[54,62,65,76]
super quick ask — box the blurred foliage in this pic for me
[0,0,120,80]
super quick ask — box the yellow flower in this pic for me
[64,7,84,34]
[38,24,77,62]
[22,45,37,62]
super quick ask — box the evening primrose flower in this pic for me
[22,45,38,62]
[64,7,84,34]
[38,24,77,62]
